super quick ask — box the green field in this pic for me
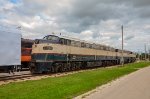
[0,62,150,99]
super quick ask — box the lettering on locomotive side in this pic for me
[43,46,53,50]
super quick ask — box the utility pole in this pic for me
[148,49,150,61]
[138,49,140,61]
[145,44,147,61]
[121,25,124,66]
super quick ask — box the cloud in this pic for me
[0,0,150,52]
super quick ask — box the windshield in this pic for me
[43,35,59,41]
[47,36,58,41]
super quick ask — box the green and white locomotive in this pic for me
[30,35,136,73]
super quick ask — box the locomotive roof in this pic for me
[21,38,34,43]
[44,34,134,53]
[46,35,111,48]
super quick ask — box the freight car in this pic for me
[30,35,136,73]
[0,27,21,73]
[0,38,33,73]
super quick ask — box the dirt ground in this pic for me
[75,66,150,99]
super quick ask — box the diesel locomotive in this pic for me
[21,39,33,69]
[30,35,136,73]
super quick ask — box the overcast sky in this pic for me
[0,0,150,52]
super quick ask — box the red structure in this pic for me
[21,39,33,69]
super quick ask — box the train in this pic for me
[29,35,136,73]
[21,39,33,69]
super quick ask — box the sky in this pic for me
[0,0,150,52]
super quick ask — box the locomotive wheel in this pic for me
[29,63,35,74]
[66,63,70,71]
[71,63,76,71]
[54,66,59,73]
[76,62,81,70]
[51,63,57,73]
[60,65,64,72]
[50,63,54,73]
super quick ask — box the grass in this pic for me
[0,62,150,99]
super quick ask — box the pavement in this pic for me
[75,66,150,99]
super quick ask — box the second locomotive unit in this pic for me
[21,39,33,69]
[30,35,136,73]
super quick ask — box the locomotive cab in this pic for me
[35,35,60,44]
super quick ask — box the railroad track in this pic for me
[0,73,34,81]
[0,66,116,86]
[0,70,82,85]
